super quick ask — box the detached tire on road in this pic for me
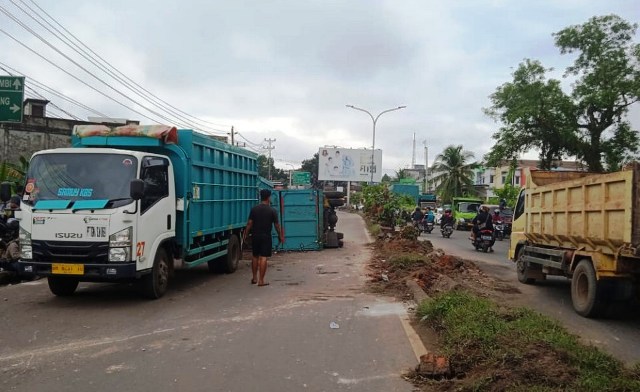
[328,198,345,207]
[140,247,170,299]
[324,191,345,199]
[48,276,79,296]
[571,259,607,318]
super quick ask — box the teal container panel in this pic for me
[273,190,322,251]
[175,130,258,246]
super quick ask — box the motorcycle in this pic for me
[494,220,505,241]
[440,224,453,238]
[472,228,495,253]
[423,220,434,234]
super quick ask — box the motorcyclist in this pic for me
[411,207,424,224]
[423,207,435,224]
[471,205,493,241]
[0,220,20,273]
[493,209,501,223]
[440,208,454,228]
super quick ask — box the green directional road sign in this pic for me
[292,171,311,185]
[0,76,25,123]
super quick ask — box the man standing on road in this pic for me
[243,189,284,287]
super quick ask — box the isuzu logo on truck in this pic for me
[55,233,83,239]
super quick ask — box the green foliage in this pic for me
[388,253,424,269]
[493,184,520,207]
[381,173,391,183]
[393,168,410,182]
[484,59,578,169]
[361,184,413,227]
[486,15,640,172]
[257,155,287,182]
[0,156,28,187]
[430,145,477,203]
[417,291,640,391]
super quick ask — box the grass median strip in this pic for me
[415,290,640,391]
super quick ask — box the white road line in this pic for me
[398,315,428,362]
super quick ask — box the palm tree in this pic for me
[431,145,477,203]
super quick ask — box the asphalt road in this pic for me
[0,212,422,392]
[419,227,640,366]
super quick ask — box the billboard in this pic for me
[318,148,383,182]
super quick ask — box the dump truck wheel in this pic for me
[222,235,241,274]
[516,247,536,284]
[571,259,607,318]
[48,276,79,296]
[140,248,170,299]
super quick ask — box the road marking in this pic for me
[398,315,428,362]
[337,373,399,385]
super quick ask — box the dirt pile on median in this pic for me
[368,232,508,299]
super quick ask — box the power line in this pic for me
[8,0,214,131]
[0,6,194,128]
[0,61,108,117]
[236,132,265,148]
[0,25,174,124]
[13,0,232,132]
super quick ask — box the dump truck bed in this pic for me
[524,165,640,255]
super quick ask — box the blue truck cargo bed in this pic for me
[72,129,258,254]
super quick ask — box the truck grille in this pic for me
[31,240,109,264]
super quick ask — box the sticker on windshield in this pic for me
[122,158,133,166]
[25,181,35,193]
[57,188,93,197]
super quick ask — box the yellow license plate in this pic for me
[52,263,84,275]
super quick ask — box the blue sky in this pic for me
[2,0,639,175]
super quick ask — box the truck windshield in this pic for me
[457,202,480,213]
[23,153,138,207]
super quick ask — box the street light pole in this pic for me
[346,104,406,183]
[285,163,295,188]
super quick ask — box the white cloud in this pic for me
[1,0,639,175]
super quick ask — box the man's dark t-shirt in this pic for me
[249,204,279,237]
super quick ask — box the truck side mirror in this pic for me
[0,182,11,202]
[130,179,145,201]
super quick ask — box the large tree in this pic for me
[484,60,578,169]
[431,145,477,203]
[486,14,640,172]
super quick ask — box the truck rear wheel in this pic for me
[571,259,607,318]
[516,247,536,284]
[48,276,79,296]
[140,247,170,299]
[221,235,240,274]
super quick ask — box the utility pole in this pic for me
[423,140,428,193]
[263,138,276,180]
[228,126,235,146]
[411,132,416,168]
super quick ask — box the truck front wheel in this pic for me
[140,247,170,299]
[516,247,535,284]
[571,259,607,318]
[48,276,79,296]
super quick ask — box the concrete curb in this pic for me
[406,278,430,304]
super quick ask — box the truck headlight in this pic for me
[109,227,132,262]
[19,227,32,260]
